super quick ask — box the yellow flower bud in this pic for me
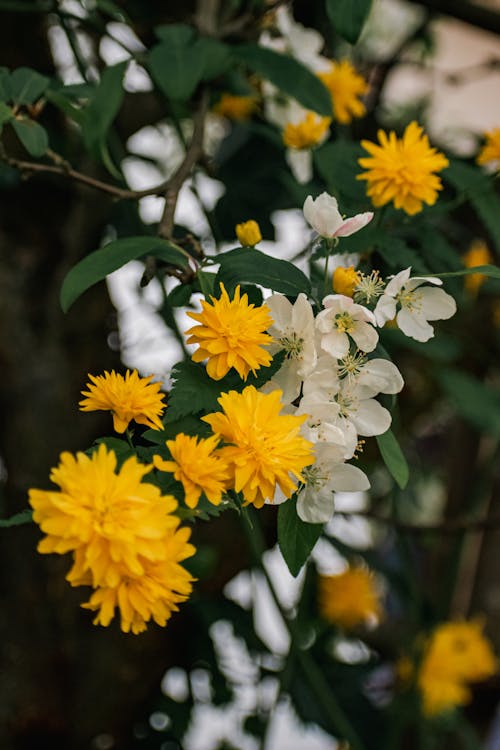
[236,220,262,247]
[463,239,492,296]
[332,265,360,297]
[213,93,259,121]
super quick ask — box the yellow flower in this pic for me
[236,219,262,247]
[202,385,313,507]
[318,566,382,630]
[357,121,449,215]
[79,369,165,433]
[283,111,331,149]
[318,59,368,124]
[477,127,500,169]
[333,266,360,297]
[463,239,492,295]
[79,533,194,634]
[29,444,195,633]
[213,93,259,121]
[153,433,230,509]
[185,283,274,381]
[417,620,497,716]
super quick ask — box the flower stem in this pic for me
[240,506,365,750]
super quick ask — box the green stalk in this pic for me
[240,506,365,750]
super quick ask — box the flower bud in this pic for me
[332,266,360,297]
[236,220,262,247]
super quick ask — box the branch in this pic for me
[339,510,500,535]
[157,87,210,240]
[406,0,500,36]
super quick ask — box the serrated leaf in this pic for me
[143,414,210,445]
[9,67,49,104]
[0,509,33,528]
[60,236,188,312]
[438,368,500,436]
[92,437,135,465]
[326,0,373,44]
[82,61,127,157]
[278,498,323,577]
[216,247,311,296]
[168,360,223,420]
[11,118,48,157]
[232,44,332,117]
[445,160,500,254]
[376,429,409,489]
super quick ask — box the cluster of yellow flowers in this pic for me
[29,443,195,634]
[29,287,315,630]
[412,620,496,716]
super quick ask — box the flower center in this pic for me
[396,288,423,312]
[335,311,355,334]
[354,270,386,304]
[279,331,304,360]
[303,464,329,489]
[338,351,367,379]
[335,392,356,418]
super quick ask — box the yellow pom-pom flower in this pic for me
[153,433,230,509]
[236,219,262,247]
[29,443,195,633]
[463,239,493,296]
[333,266,360,297]
[357,121,449,215]
[318,59,368,124]
[185,283,274,381]
[417,620,497,716]
[477,127,500,169]
[318,566,382,630]
[79,369,166,433]
[283,111,331,150]
[213,93,259,121]
[202,385,314,508]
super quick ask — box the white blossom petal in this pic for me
[351,320,379,353]
[334,212,374,237]
[350,398,392,436]
[419,286,457,320]
[331,462,370,492]
[397,308,434,341]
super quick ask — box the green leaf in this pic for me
[314,140,368,211]
[0,509,33,528]
[326,0,373,44]
[216,247,311,296]
[92,437,135,466]
[149,25,206,101]
[168,360,223,420]
[11,118,48,157]
[60,236,189,312]
[232,44,332,117]
[445,160,500,254]
[438,369,500,437]
[0,102,13,133]
[431,264,500,279]
[198,38,232,81]
[0,67,11,101]
[278,497,323,577]
[82,61,127,156]
[167,282,192,307]
[9,67,49,104]
[376,429,409,489]
[143,414,210,444]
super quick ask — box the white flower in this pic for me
[301,358,392,448]
[316,295,379,359]
[265,293,317,403]
[374,267,457,342]
[286,148,313,184]
[297,443,370,524]
[303,192,373,239]
[355,357,404,398]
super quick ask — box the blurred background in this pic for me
[1,1,500,748]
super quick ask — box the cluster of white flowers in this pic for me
[261,192,457,524]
